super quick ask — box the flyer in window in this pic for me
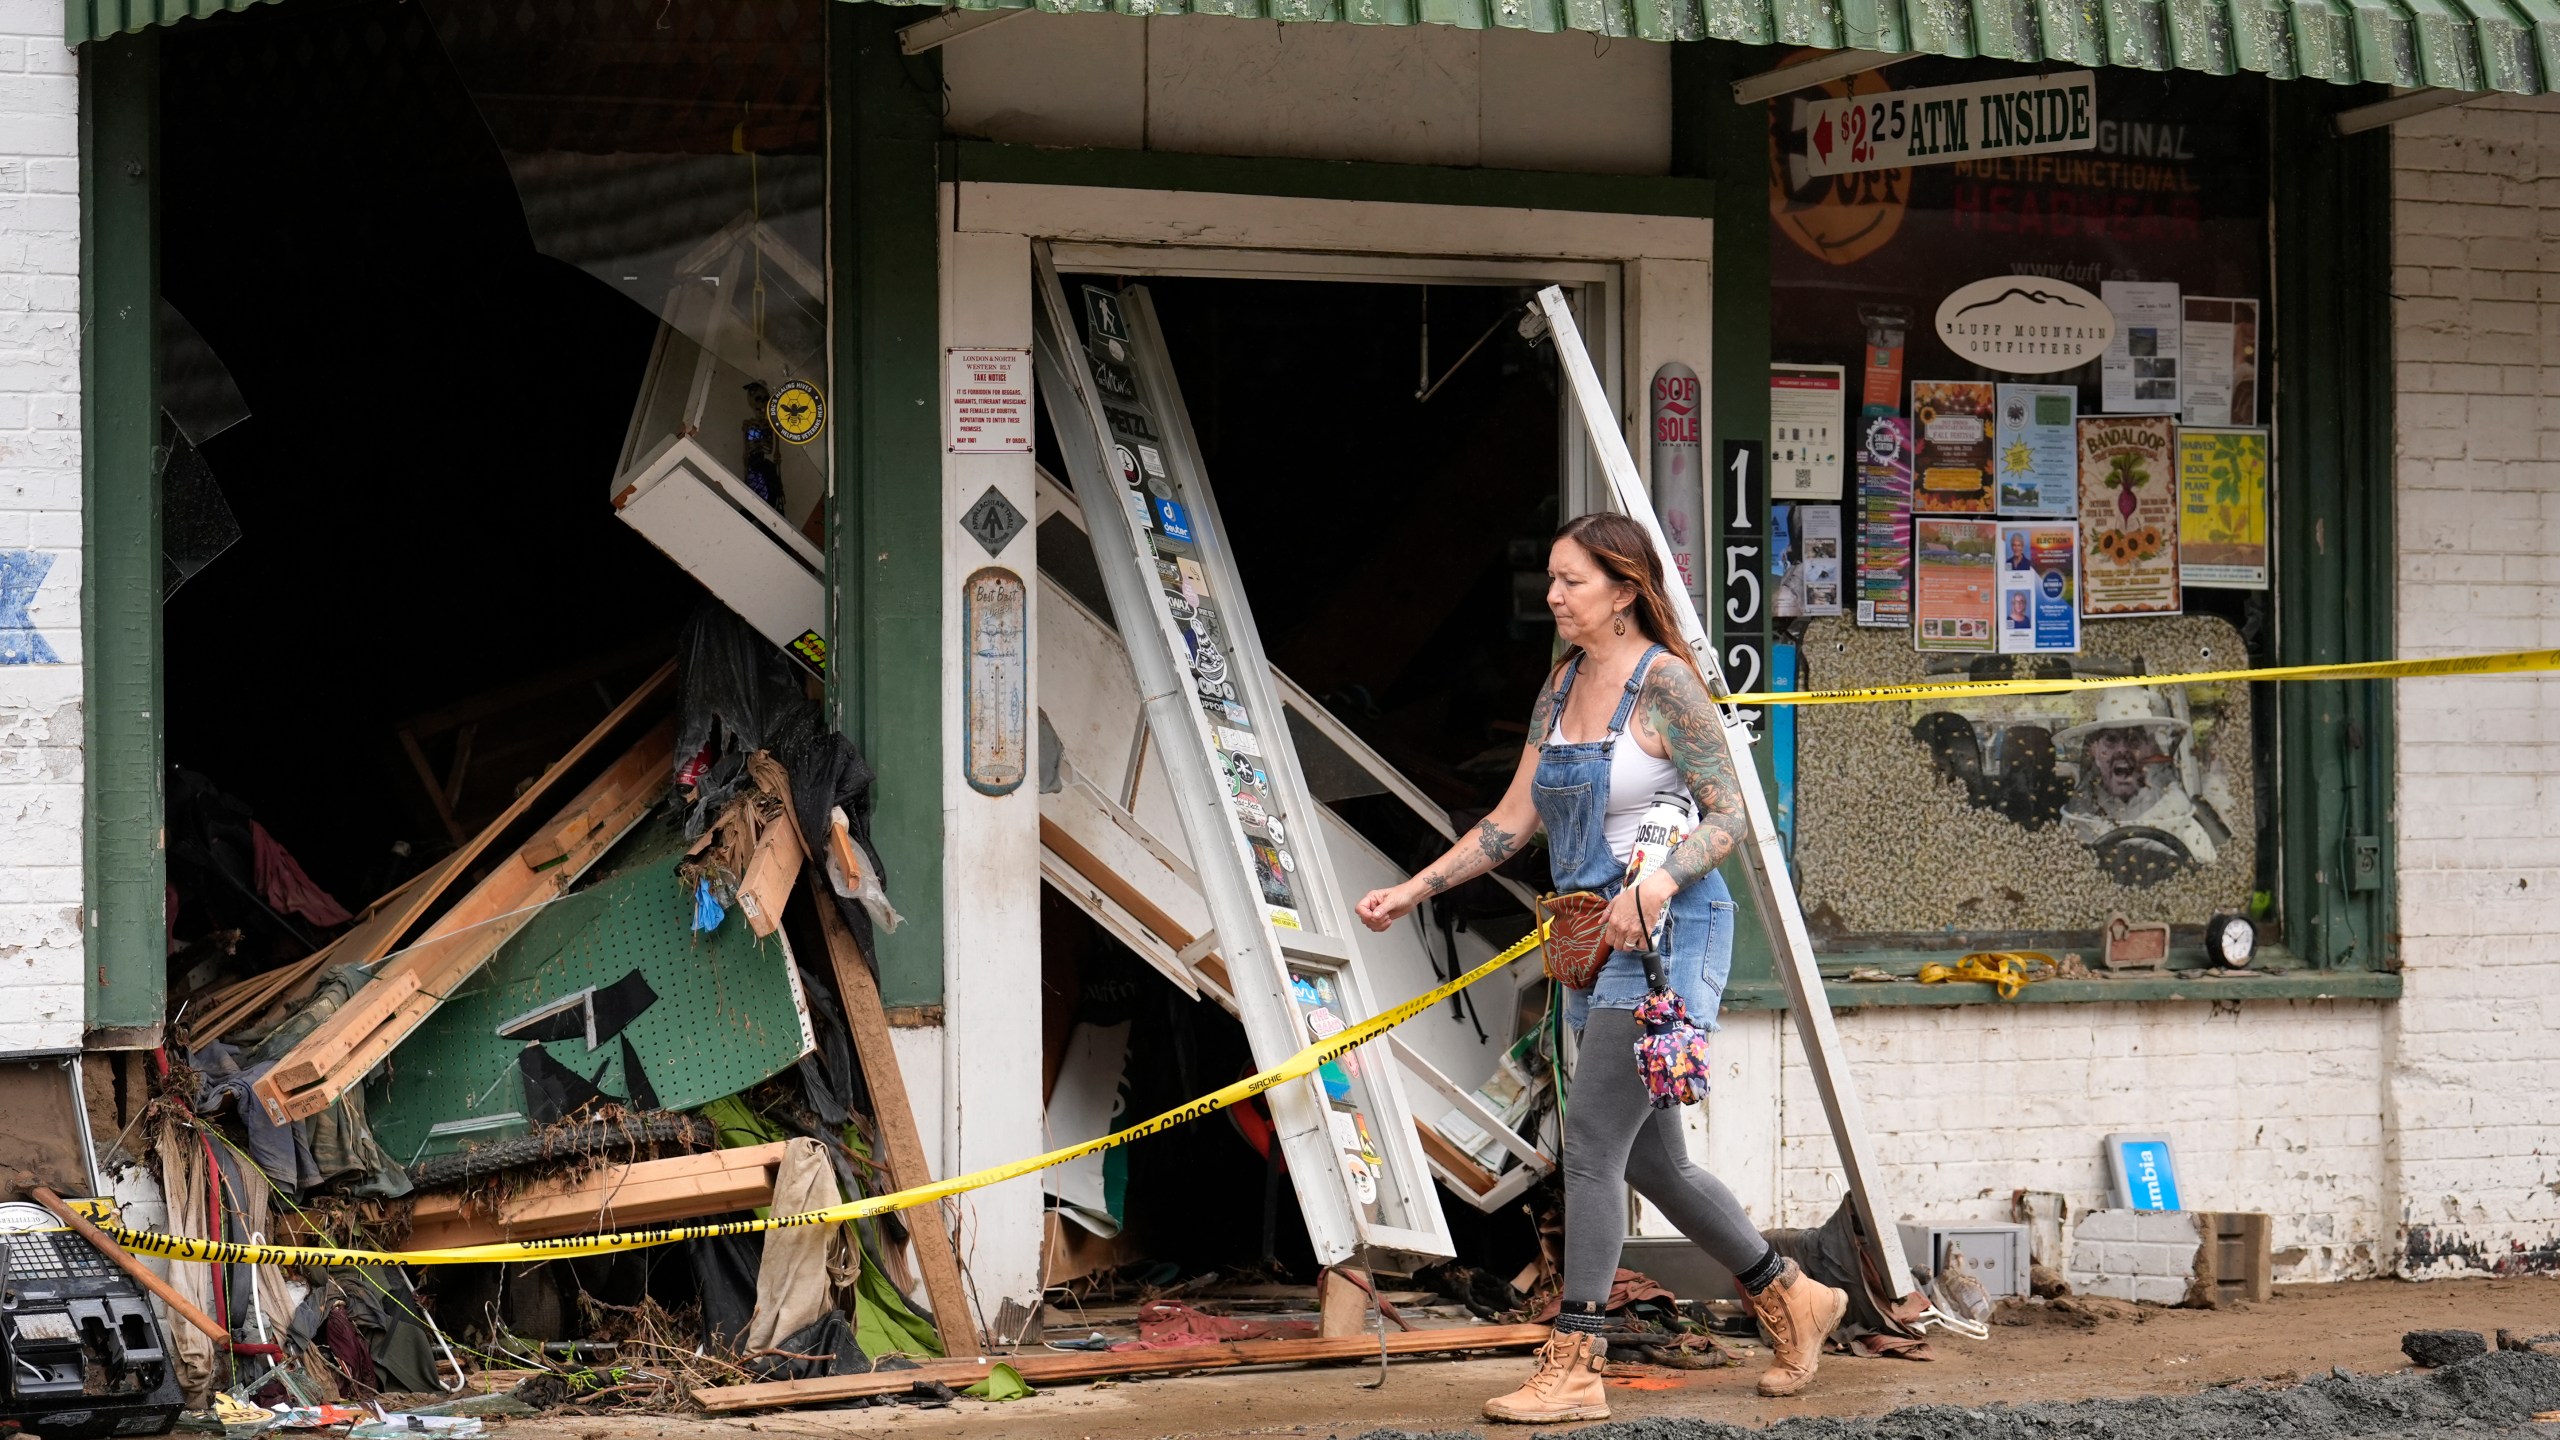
[1855,415,1914,628]
[1800,504,1845,617]
[2100,280,2181,414]
[1910,380,1998,513]
[2176,426,2270,589]
[1770,364,1847,500]
[1997,521,2081,654]
[2078,415,2182,616]
[2179,297,2261,428]
[1994,383,2078,518]
[1912,517,1997,653]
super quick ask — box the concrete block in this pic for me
[2130,1275,2193,1306]
[2133,1209,2207,1246]
[2074,1210,2140,1242]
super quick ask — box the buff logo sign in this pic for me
[1803,71,2097,178]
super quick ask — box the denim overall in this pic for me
[1532,645,1736,1033]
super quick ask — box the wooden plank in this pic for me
[1317,1268,1369,1339]
[254,720,675,1122]
[1413,1120,1501,1198]
[181,868,442,1044]
[405,1143,788,1250]
[803,865,981,1359]
[691,1323,1550,1411]
[1037,814,1210,960]
[735,815,806,939]
[348,660,675,967]
[266,719,674,1094]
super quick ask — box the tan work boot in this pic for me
[1482,1328,1610,1423]
[1744,1258,1849,1397]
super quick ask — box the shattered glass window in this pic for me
[425,0,829,530]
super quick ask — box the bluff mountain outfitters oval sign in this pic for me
[1933,275,2114,375]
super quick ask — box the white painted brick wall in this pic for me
[1765,1000,2390,1282]
[2388,93,2560,1278]
[0,10,82,1055]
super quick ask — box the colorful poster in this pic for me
[2179,297,2261,428]
[2100,281,2181,414]
[2078,416,2182,617]
[1855,415,1914,628]
[1994,383,2078,517]
[1910,380,1997,513]
[1997,522,2081,653]
[1771,364,1847,500]
[1801,504,1845,617]
[1913,517,1997,653]
[2176,427,2270,589]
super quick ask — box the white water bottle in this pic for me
[1624,789,1694,958]
[1626,789,1695,886]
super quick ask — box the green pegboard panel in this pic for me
[367,843,816,1166]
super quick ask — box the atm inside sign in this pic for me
[1802,71,2097,177]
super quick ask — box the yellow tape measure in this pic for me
[103,923,1552,1269]
[1725,647,2560,709]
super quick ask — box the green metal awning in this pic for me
[67,0,2560,93]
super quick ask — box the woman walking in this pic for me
[1357,513,1847,1422]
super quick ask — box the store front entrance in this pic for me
[1029,270,1569,1284]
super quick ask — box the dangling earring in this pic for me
[1612,611,1628,637]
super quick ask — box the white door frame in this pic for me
[933,180,1748,1320]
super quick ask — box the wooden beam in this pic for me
[1317,1267,1368,1339]
[255,718,675,1123]
[736,815,806,938]
[1413,1120,1501,1198]
[350,660,675,968]
[404,1143,789,1251]
[691,1323,1551,1411]
[181,869,436,1045]
[802,862,980,1359]
[18,1181,229,1344]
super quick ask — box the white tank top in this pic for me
[1548,716,1688,863]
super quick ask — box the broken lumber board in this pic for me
[802,863,980,1358]
[260,718,673,1098]
[182,869,440,1044]
[735,814,805,938]
[691,1323,1551,1411]
[404,1142,788,1251]
[254,718,675,1123]
[348,660,675,968]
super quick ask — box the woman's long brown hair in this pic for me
[1553,512,1703,680]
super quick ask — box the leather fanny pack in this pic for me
[1536,889,1614,988]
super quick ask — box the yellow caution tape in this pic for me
[1725,646,2560,709]
[100,923,1550,1269]
[1916,953,2047,1000]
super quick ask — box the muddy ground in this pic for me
[514,1277,2558,1440]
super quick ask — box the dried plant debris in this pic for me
[1357,1350,2560,1440]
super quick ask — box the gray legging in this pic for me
[1563,1006,1767,1302]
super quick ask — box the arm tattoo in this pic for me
[1418,818,1522,895]
[1526,672,1560,745]
[1640,660,1747,886]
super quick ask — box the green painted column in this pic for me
[1674,39,1784,989]
[828,6,947,1009]
[79,32,165,1046]
[2271,83,2396,971]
